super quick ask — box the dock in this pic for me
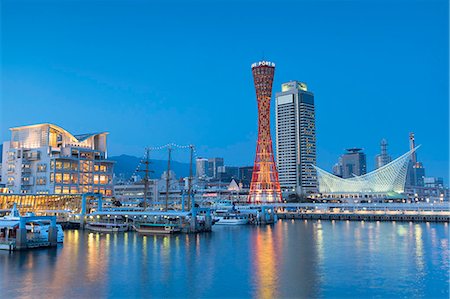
[275,202,450,223]
[86,208,213,233]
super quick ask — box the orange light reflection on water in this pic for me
[253,226,280,299]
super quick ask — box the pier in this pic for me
[86,208,213,233]
[275,203,450,223]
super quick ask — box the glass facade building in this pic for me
[275,81,317,195]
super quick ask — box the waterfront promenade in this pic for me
[274,202,450,222]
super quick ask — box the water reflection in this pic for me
[0,221,448,298]
[252,226,278,299]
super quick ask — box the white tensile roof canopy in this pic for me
[314,147,419,194]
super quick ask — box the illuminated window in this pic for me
[55,173,62,183]
[63,173,70,184]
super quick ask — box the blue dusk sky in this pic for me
[0,0,448,182]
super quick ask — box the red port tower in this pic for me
[248,61,282,203]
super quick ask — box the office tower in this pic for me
[1,123,114,195]
[275,81,317,195]
[340,148,367,178]
[406,132,426,186]
[195,157,208,178]
[375,138,392,169]
[248,61,281,203]
[207,157,224,179]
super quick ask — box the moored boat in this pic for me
[133,223,181,234]
[214,212,249,225]
[86,222,129,233]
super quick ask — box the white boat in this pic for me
[27,222,64,243]
[133,223,181,234]
[86,222,129,233]
[0,204,64,245]
[214,212,249,225]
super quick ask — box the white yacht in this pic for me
[214,211,249,225]
[26,222,64,243]
[0,204,64,244]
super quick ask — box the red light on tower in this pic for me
[248,61,282,203]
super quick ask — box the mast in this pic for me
[139,148,152,210]
[187,145,194,211]
[165,146,172,211]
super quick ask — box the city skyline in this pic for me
[1,0,448,182]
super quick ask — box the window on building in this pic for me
[55,186,62,194]
[37,164,47,172]
[63,173,70,184]
[55,173,62,183]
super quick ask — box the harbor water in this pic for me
[1,220,448,298]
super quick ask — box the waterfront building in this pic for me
[404,177,448,202]
[337,148,367,179]
[375,139,392,169]
[275,81,317,195]
[113,180,159,206]
[248,61,281,203]
[0,123,114,195]
[314,147,417,202]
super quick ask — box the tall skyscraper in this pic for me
[375,138,392,169]
[339,148,367,179]
[207,157,224,179]
[406,132,426,186]
[248,61,281,203]
[275,81,317,195]
[195,157,208,178]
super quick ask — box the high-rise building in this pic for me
[375,139,392,169]
[1,123,114,195]
[339,148,367,178]
[195,157,208,178]
[275,81,317,195]
[248,61,281,203]
[207,157,224,179]
[406,132,426,187]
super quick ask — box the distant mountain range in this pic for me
[110,154,192,180]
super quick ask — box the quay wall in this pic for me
[277,213,450,222]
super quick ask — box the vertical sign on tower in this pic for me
[248,61,282,203]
